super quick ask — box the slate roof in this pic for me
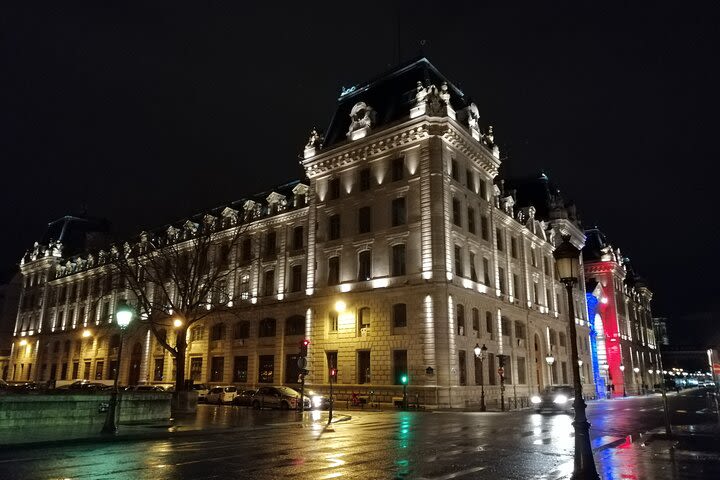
[322,57,470,147]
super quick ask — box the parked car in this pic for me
[125,385,166,392]
[192,383,210,403]
[232,388,257,406]
[252,386,311,410]
[206,386,239,404]
[60,380,112,391]
[531,385,575,414]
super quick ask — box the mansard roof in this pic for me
[502,172,580,226]
[322,57,470,147]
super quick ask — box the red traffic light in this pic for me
[302,339,310,346]
[330,368,337,377]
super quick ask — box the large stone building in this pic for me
[583,228,660,396]
[8,58,595,407]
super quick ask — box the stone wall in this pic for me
[0,392,171,429]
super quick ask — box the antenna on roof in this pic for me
[419,39,427,57]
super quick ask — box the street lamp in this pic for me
[102,301,133,434]
[553,236,599,479]
[619,364,627,397]
[545,353,555,386]
[474,343,487,412]
[633,366,641,395]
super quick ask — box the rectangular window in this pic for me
[358,351,371,384]
[543,256,550,274]
[517,357,527,384]
[241,238,252,261]
[486,312,494,340]
[393,350,408,385]
[233,356,248,383]
[60,362,68,380]
[153,358,164,382]
[483,257,491,285]
[328,311,338,332]
[454,245,463,277]
[259,318,276,337]
[474,355,483,385]
[285,354,302,384]
[469,252,478,282]
[291,265,303,292]
[479,180,487,200]
[467,207,476,234]
[561,362,568,384]
[258,355,274,383]
[358,250,372,281]
[496,228,503,251]
[358,206,372,233]
[329,178,340,200]
[326,351,338,381]
[265,231,276,256]
[481,215,489,241]
[451,158,459,180]
[391,157,404,181]
[498,267,506,294]
[457,304,465,335]
[190,357,203,381]
[211,323,226,341]
[359,168,371,191]
[511,237,518,258]
[263,270,275,297]
[466,169,474,191]
[72,362,79,380]
[234,321,250,339]
[458,350,467,386]
[452,199,462,226]
[328,257,340,285]
[393,303,407,328]
[391,198,406,226]
[94,361,103,380]
[503,356,512,384]
[240,274,250,300]
[472,308,480,333]
[531,248,537,267]
[512,274,520,300]
[83,361,91,380]
[391,244,406,276]
[329,214,341,240]
[293,226,304,250]
[533,283,539,304]
[285,316,305,336]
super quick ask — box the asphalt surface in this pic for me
[0,389,718,480]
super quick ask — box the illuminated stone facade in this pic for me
[584,228,660,396]
[8,59,595,407]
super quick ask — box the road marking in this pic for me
[418,466,486,479]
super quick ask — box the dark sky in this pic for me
[2,3,719,345]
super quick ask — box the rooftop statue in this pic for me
[348,102,375,134]
[305,128,324,149]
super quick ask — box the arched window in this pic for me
[457,304,465,335]
[358,307,370,335]
[234,321,250,339]
[210,323,226,341]
[259,318,276,337]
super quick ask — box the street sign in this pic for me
[297,357,307,369]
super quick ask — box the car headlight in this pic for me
[531,395,541,404]
[553,394,568,404]
[312,396,323,408]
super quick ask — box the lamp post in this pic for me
[498,354,507,411]
[553,236,599,480]
[474,343,487,412]
[101,301,133,434]
[545,353,556,386]
[619,364,627,397]
[633,366,641,395]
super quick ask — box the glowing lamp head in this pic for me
[400,375,408,385]
[633,367,640,374]
[552,236,580,281]
[82,329,92,338]
[173,318,183,328]
[545,355,555,366]
[115,301,133,329]
[334,300,346,313]
[648,369,654,375]
[578,360,583,367]
[619,364,625,372]
[19,339,27,346]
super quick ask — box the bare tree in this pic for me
[112,214,248,392]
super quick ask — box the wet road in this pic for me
[0,389,717,480]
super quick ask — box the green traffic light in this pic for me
[401,375,408,384]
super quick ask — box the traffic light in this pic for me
[401,374,408,385]
[300,339,310,357]
[329,367,337,380]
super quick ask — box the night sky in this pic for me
[2,3,718,346]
